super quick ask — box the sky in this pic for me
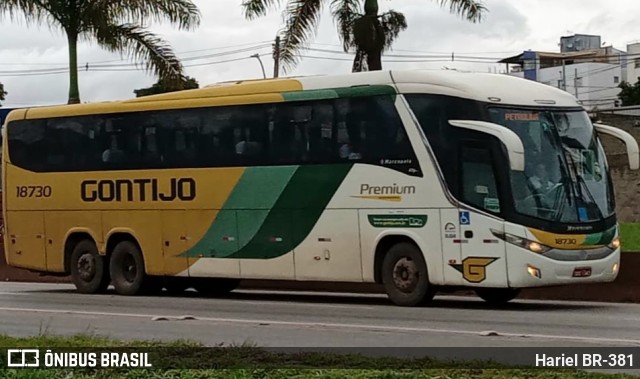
[0,0,639,107]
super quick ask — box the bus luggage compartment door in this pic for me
[4,211,47,271]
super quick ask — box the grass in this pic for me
[0,335,636,378]
[620,223,640,252]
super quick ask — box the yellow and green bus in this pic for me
[3,70,638,306]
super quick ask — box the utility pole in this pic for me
[273,36,281,78]
[573,68,580,98]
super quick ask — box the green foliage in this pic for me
[0,334,634,378]
[0,0,201,104]
[134,76,200,97]
[620,223,640,252]
[618,78,640,106]
[0,81,6,106]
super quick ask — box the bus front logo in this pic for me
[450,257,499,283]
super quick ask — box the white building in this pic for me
[504,60,622,110]
[627,42,640,85]
[498,34,628,111]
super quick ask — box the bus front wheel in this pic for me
[475,288,520,305]
[70,240,110,294]
[109,240,150,296]
[381,242,434,307]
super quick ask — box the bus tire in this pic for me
[381,242,434,307]
[70,240,110,294]
[192,278,240,297]
[109,240,149,296]
[475,288,520,305]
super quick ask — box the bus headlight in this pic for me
[608,237,621,250]
[491,230,552,254]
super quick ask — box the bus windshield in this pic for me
[488,108,614,223]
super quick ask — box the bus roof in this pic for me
[12,69,582,120]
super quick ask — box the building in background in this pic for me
[498,34,629,111]
[627,41,640,85]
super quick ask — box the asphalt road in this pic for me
[0,281,639,349]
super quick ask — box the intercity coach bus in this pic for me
[3,70,639,306]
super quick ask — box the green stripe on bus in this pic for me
[181,164,352,259]
[227,164,353,259]
[223,166,297,210]
[182,166,297,258]
[333,85,396,98]
[282,89,339,102]
[582,226,616,246]
[282,85,396,102]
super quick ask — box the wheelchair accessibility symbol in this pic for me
[459,211,470,225]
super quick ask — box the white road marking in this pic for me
[0,306,638,346]
[0,291,372,310]
[229,299,372,310]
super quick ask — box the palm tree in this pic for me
[0,0,201,104]
[242,0,486,73]
[0,81,6,106]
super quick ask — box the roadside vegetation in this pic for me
[620,223,640,252]
[0,335,635,378]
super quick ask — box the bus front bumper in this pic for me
[506,248,620,288]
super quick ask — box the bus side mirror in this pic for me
[449,120,525,172]
[594,123,640,170]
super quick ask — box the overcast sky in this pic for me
[1,0,639,107]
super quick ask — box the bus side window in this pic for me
[227,105,267,166]
[7,119,46,172]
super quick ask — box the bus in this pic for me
[0,108,16,238]
[3,70,639,306]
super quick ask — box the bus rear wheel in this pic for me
[109,240,150,296]
[381,242,434,307]
[192,278,240,297]
[475,288,520,305]
[70,240,110,294]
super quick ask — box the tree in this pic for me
[618,78,640,106]
[0,81,6,106]
[242,0,486,73]
[0,0,201,104]
[134,75,199,97]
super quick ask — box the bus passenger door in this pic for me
[440,209,463,286]
[458,211,507,288]
[457,143,508,288]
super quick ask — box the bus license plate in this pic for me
[573,267,592,278]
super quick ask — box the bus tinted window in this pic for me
[405,94,484,196]
[7,119,47,172]
[6,95,420,175]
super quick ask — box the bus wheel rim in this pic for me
[122,254,137,283]
[77,253,96,282]
[393,257,418,293]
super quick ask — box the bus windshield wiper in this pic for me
[561,146,602,220]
